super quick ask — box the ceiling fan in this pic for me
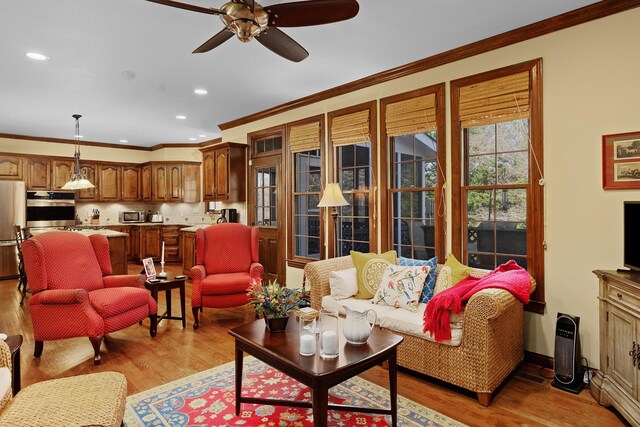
[146,0,360,62]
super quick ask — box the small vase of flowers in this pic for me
[247,278,304,332]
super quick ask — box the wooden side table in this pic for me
[5,335,22,394]
[144,276,187,336]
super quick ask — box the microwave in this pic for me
[119,211,145,223]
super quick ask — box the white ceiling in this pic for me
[0,0,599,148]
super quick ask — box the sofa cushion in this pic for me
[373,265,429,312]
[88,287,151,319]
[351,250,397,299]
[444,253,473,285]
[378,303,463,346]
[0,366,10,403]
[399,256,437,303]
[329,268,357,300]
[321,295,395,324]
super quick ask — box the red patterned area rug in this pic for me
[124,356,465,427]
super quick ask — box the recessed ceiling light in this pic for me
[120,139,128,143]
[194,89,208,95]
[76,135,83,138]
[176,115,187,120]
[189,137,197,141]
[198,134,207,138]
[26,52,48,61]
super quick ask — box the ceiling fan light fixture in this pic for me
[228,19,261,42]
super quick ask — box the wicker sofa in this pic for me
[304,255,536,406]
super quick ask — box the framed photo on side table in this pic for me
[142,257,157,279]
[603,131,640,190]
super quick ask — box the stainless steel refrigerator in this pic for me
[0,180,26,280]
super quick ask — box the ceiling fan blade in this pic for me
[146,0,222,15]
[266,0,359,27]
[193,29,234,53]
[256,27,308,62]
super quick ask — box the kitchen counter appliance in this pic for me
[26,190,76,228]
[119,211,146,223]
[0,181,26,280]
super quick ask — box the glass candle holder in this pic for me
[319,309,339,359]
[299,316,317,356]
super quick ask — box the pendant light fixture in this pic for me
[62,114,95,190]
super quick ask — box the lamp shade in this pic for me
[318,183,349,208]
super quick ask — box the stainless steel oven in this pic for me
[26,191,76,227]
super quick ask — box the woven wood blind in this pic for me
[289,121,321,153]
[330,109,370,146]
[459,71,530,127]
[386,94,437,137]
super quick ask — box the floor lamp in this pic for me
[318,183,349,258]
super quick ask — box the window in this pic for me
[287,117,324,264]
[381,85,446,261]
[255,165,277,226]
[451,59,544,311]
[328,102,377,257]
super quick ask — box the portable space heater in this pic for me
[552,312,583,394]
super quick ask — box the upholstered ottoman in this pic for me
[0,371,127,427]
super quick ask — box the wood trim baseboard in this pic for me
[525,350,554,370]
[218,0,640,131]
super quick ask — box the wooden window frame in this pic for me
[451,59,545,313]
[327,101,378,258]
[286,115,325,268]
[380,84,446,261]
[249,126,285,160]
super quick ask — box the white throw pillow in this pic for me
[0,367,11,401]
[434,265,453,294]
[329,268,358,300]
[373,264,429,312]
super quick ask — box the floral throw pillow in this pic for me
[398,256,437,303]
[434,265,453,294]
[373,265,430,312]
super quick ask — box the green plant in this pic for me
[247,278,303,318]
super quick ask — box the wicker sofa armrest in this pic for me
[304,256,354,310]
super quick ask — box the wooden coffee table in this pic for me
[229,317,403,427]
[144,276,187,336]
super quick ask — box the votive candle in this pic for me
[321,330,338,356]
[300,334,316,356]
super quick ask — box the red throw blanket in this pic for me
[423,260,531,342]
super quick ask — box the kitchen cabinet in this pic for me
[121,166,140,201]
[182,230,196,276]
[98,164,121,201]
[591,270,640,426]
[162,225,181,262]
[0,156,23,180]
[51,160,74,190]
[77,163,98,201]
[140,226,162,260]
[201,143,246,202]
[183,163,201,203]
[25,158,50,190]
[167,164,182,202]
[130,226,140,261]
[107,225,132,260]
[141,165,152,202]
[152,164,169,202]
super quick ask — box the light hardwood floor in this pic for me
[0,263,629,426]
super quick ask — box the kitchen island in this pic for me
[30,228,129,275]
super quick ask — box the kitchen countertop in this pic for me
[30,228,128,238]
[78,222,214,228]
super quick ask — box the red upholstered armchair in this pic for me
[21,231,157,365]
[191,223,263,329]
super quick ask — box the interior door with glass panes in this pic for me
[249,155,284,284]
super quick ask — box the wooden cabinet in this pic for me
[163,225,181,262]
[25,158,50,190]
[591,270,640,426]
[78,163,98,201]
[0,156,23,180]
[130,226,140,261]
[167,164,182,202]
[51,160,74,190]
[182,231,196,276]
[152,164,169,202]
[98,164,121,201]
[141,165,152,202]
[121,166,140,201]
[183,163,201,203]
[140,226,162,260]
[107,226,132,260]
[202,143,246,202]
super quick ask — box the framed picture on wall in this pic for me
[142,257,157,278]
[602,131,640,190]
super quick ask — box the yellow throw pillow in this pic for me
[444,253,473,285]
[351,250,398,299]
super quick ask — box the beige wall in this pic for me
[0,136,202,163]
[221,8,640,366]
